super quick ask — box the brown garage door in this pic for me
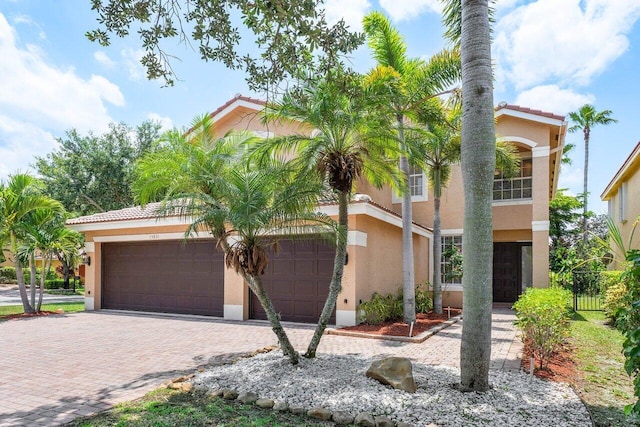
[102,240,224,316]
[250,239,336,323]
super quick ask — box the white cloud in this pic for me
[379,0,441,22]
[0,13,125,179]
[147,112,173,131]
[121,48,146,81]
[324,0,371,31]
[514,85,594,116]
[0,115,57,178]
[94,50,115,68]
[494,0,640,90]
[558,166,583,190]
[11,14,46,40]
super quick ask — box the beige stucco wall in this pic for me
[351,215,430,311]
[606,163,640,269]
[214,105,310,139]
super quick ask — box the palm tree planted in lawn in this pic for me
[0,174,63,314]
[135,115,335,365]
[568,104,617,242]
[363,10,461,323]
[252,71,400,358]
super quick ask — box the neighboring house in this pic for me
[601,141,640,268]
[67,96,566,325]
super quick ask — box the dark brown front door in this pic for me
[102,240,224,316]
[493,242,525,303]
[250,239,336,323]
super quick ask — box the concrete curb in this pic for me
[325,315,463,343]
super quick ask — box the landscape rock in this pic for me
[272,401,289,412]
[366,357,417,393]
[332,410,355,425]
[289,405,306,415]
[355,412,376,427]
[222,389,238,400]
[256,398,274,408]
[207,389,224,398]
[374,415,395,427]
[237,391,258,404]
[168,381,193,392]
[397,422,414,427]
[307,407,332,421]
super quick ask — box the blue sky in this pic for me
[1,0,639,214]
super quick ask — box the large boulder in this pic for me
[366,357,417,393]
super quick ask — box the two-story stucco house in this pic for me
[601,141,640,268]
[68,95,567,326]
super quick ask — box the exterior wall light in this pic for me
[81,250,91,266]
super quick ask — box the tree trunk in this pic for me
[12,234,34,314]
[458,0,495,392]
[246,274,299,365]
[305,190,348,358]
[433,195,443,314]
[398,116,416,324]
[582,127,590,244]
[29,254,37,309]
[37,257,50,312]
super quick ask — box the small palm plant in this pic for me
[135,115,335,365]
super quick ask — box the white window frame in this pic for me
[493,157,533,201]
[441,234,463,287]
[392,166,428,203]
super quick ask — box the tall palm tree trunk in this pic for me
[459,0,494,392]
[246,275,299,365]
[398,117,416,324]
[305,190,348,358]
[12,234,34,314]
[433,195,443,314]
[29,254,37,309]
[582,127,590,243]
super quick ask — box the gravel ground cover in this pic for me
[195,351,592,426]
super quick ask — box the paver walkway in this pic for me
[0,307,521,426]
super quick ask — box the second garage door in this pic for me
[102,240,224,316]
[250,239,336,323]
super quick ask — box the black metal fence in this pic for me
[572,270,603,311]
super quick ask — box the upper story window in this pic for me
[409,165,425,197]
[493,158,532,201]
[392,165,427,203]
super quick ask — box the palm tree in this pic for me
[0,174,63,314]
[135,115,334,365]
[253,72,400,358]
[19,212,83,311]
[442,0,496,392]
[568,104,617,242]
[363,11,460,323]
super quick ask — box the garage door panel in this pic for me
[250,238,335,323]
[103,240,224,316]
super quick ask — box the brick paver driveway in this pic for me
[0,308,521,426]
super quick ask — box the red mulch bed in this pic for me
[0,310,65,321]
[521,340,579,383]
[338,309,462,337]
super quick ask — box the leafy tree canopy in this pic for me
[34,121,162,216]
[86,0,364,90]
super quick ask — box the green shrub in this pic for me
[359,283,435,325]
[600,270,625,294]
[0,267,16,280]
[549,271,572,290]
[603,281,629,324]
[415,281,433,314]
[513,287,572,369]
[44,279,67,289]
[621,249,640,415]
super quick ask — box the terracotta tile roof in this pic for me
[208,94,266,119]
[495,103,565,121]
[66,198,432,232]
[66,202,169,225]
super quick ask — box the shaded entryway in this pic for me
[102,240,224,316]
[250,239,336,323]
[493,242,532,303]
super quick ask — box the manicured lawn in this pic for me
[0,302,85,319]
[66,388,331,427]
[571,311,638,426]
